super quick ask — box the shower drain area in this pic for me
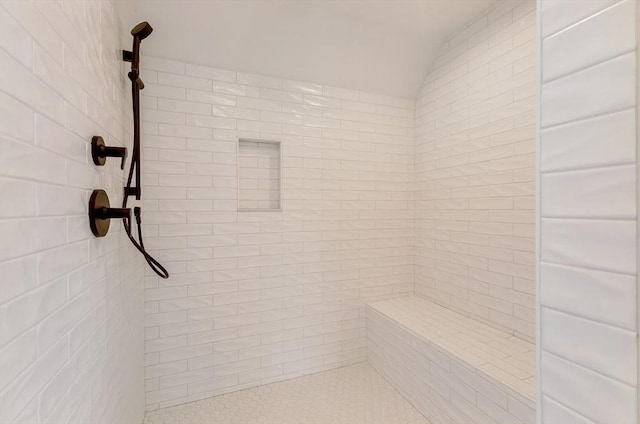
[143,363,429,424]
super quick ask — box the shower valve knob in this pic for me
[88,190,131,237]
[91,136,127,169]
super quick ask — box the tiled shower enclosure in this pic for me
[140,0,538,411]
[0,0,638,423]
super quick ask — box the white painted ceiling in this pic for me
[134,0,498,98]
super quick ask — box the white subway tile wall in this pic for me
[238,140,281,210]
[414,0,537,341]
[538,0,638,423]
[141,56,416,409]
[0,1,145,424]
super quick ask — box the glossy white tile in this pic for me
[0,338,67,423]
[541,52,636,127]
[540,0,619,37]
[541,352,637,424]
[0,7,33,68]
[542,395,600,424]
[0,1,146,422]
[540,108,636,172]
[0,177,35,218]
[541,165,636,218]
[540,262,636,330]
[541,218,636,274]
[537,1,638,422]
[186,63,236,83]
[0,50,65,124]
[543,0,636,81]
[0,136,66,186]
[0,330,36,391]
[0,92,33,142]
[541,307,637,385]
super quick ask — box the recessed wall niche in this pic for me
[237,139,281,211]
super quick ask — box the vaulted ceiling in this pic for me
[133,0,499,98]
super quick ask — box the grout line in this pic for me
[539,259,636,277]
[542,394,600,424]
[541,349,637,389]
[535,0,543,419]
[540,259,636,278]
[540,216,636,223]
[540,162,636,176]
[540,215,636,221]
[540,0,628,41]
[540,304,636,334]
[539,104,634,131]
[635,3,640,420]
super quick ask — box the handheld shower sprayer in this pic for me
[122,21,153,200]
[127,22,152,91]
[121,21,170,279]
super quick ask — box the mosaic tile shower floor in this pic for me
[144,363,429,424]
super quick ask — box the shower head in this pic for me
[127,21,152,74]
[131,21,153,40]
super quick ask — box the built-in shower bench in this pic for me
[366,296,535,424]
